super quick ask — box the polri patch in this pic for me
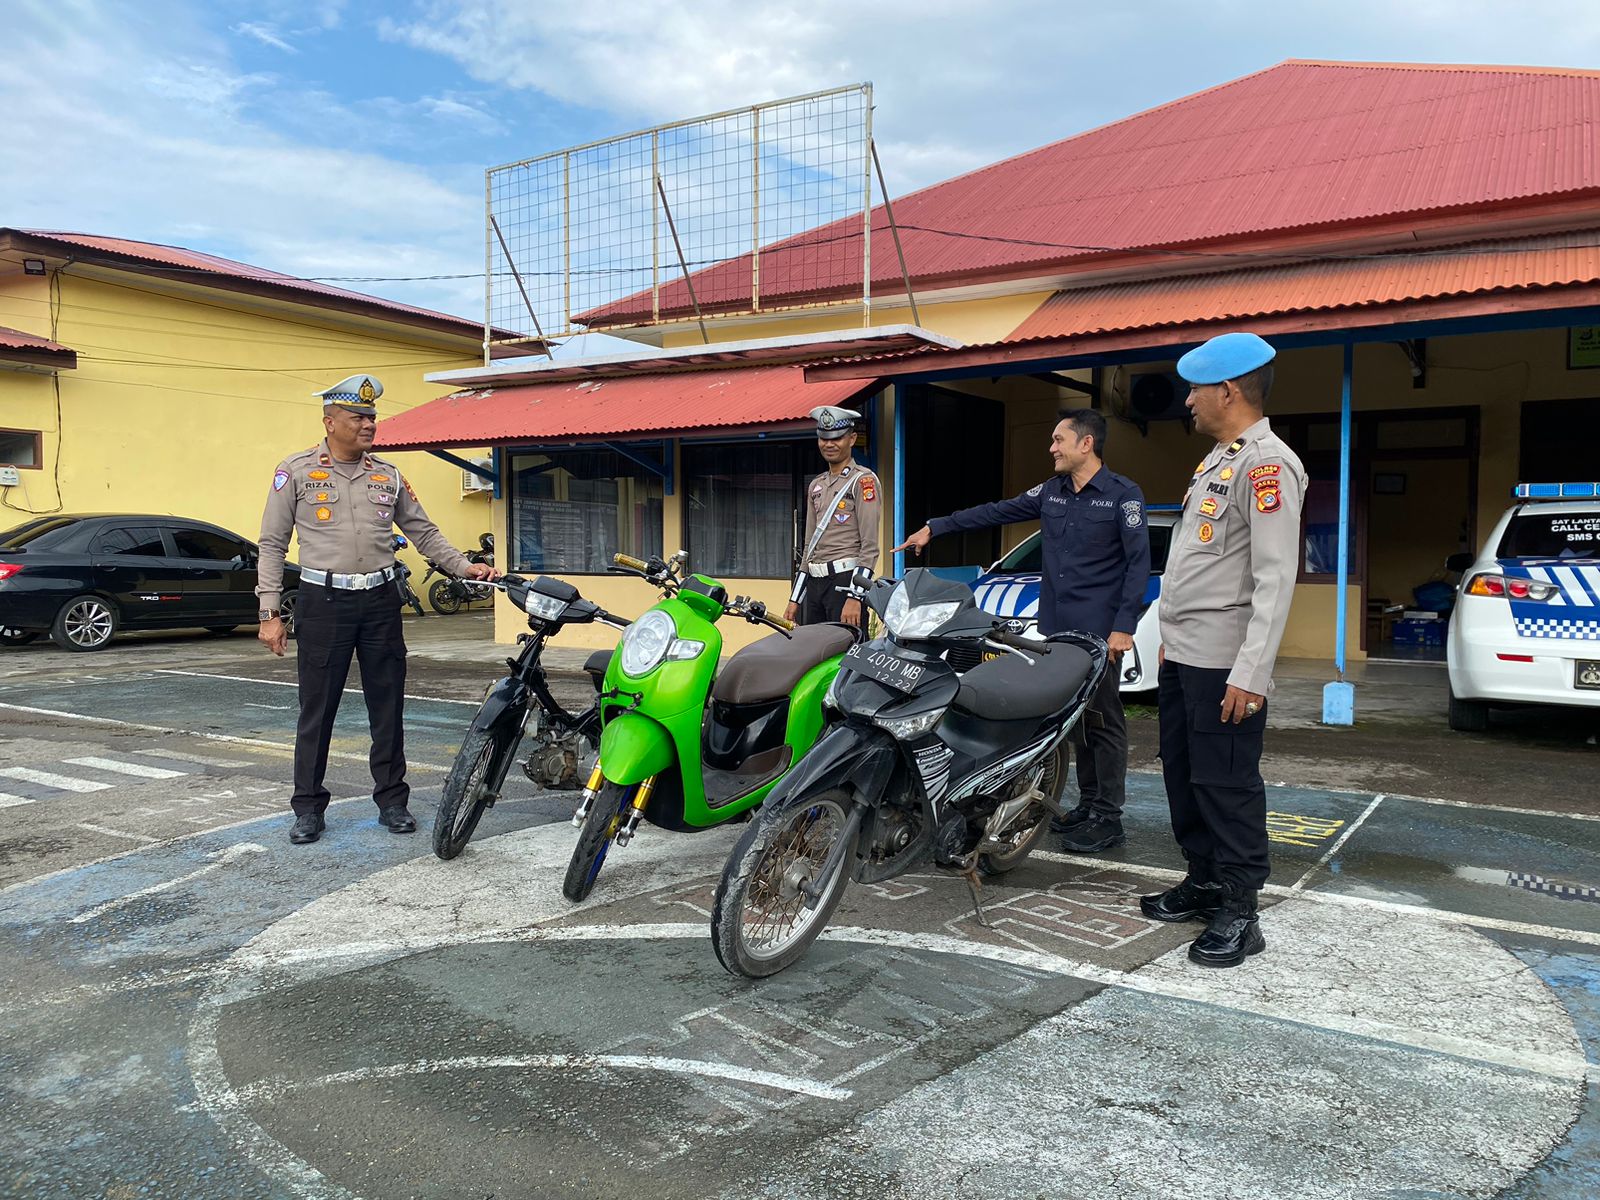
[1256,488,1281,514]
[1198,521,1215,544]
[1249,464,1280,481]
[1121,499,1143,527]
[1199,497,1219,517]
[272,470,289,492]
[861,477,876,502]
[834,511,850,523]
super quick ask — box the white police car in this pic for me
[955,507,1179,695]
[1446,482,1600,731]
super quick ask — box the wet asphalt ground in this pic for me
[2,613,1599,1199]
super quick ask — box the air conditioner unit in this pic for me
[1127,371,1189,423]
[461,456,495,494]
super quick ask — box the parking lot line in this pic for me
[0,766,113,793]
[154,668,478,706]
[133,749,253,769]
[0,792,35,809]
[64,756,187,780]
[1290,793,1386,890]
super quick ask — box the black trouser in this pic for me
[1072,663,1128,818]
[291,580,408,817]
[1157,659,1270,889]
[799,568,863,628]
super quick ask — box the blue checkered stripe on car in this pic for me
[972,576,1042,619]
[1504,559,1600,639]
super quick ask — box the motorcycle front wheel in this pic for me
[429,579,463,615]
[711,789,853,978]
[433,725,517,859]
[562,781,631,902]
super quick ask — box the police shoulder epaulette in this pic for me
[1223,438,1246,458]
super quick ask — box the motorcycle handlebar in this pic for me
[614,553,649,572]
[989,628,1050,654]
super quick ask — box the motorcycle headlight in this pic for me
[883,582,959,640]
[523,591,567,621]
[618,611,703,676]
[874,707,944,738]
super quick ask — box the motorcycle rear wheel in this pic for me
[563,781,631,902]
[977,744,1066,877]
[433,726,514,859]
[429,579,462,615]
[711,789,852,978]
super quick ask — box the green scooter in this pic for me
[562,551,861,901]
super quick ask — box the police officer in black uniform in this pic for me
[895,410,1150,851]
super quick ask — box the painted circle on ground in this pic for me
[191,823,1582,1200]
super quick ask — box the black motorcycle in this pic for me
[391,533,426,617]
[710,567,1107,977]
[432,573,629,859]
[425,533,496,615]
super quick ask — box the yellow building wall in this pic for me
[0,271,491,584]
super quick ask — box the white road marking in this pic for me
[75,822,160,844]
[1290,792,1385,889]
[244,703,291,711]
[1034,848,1600,947]
[0,766,113,793]
[154,668,478,706]
[0,702,448,771]
[134,749,254,768]
[234,1054,852,1106]
[68,843,268,924]
[64,756,187,780]
[0,792,34,809]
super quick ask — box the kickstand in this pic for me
[960,865,992,929]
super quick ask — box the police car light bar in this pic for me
[1514,482,1600,499]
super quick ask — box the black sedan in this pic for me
[0,515,300,651]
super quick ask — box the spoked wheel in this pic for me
[50,595,117,651]
[711,789,853,978]
[429,579,462,615]
[977,744,1066,877]
[563,781,632,902]
[432,726,518,859]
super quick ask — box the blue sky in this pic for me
[6,0,1599,345]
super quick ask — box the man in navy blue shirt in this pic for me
[894,410,1150,851]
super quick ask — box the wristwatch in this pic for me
[258,608,281,621]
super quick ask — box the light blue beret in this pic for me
[1176,333,1276,385]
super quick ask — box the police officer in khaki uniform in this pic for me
[1138,333,1307,967]
[784,406,881,628]
[256,375,497,845]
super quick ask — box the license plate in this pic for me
[1578,660,1600,691]
[839,643,933,693]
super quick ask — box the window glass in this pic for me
[0,517,77,549]
[0,430,39,467]
[172,527,246,560]
[682,441,813,578]
[1498,511,1600,559]
[92,526,167,556]
[996,534,1042,572]
[508,449,663,573]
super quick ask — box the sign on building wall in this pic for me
[1569,326,1600,369]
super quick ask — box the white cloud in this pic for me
[231,21,298,54]
[0,0,485,318]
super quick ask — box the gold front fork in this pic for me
[570,760,607,826]
[615,774,657,847]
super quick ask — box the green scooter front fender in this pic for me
[597,711,677,786]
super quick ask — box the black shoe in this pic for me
[1059,816,1125,853]
[1139,876,1224,923]
[378,805,417,834]
[289,812,325,844]
[1048,802,1092,835]
[1188,883,1266,968]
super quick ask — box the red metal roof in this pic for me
[5,229,490,338]
[582,59,1600,328]
[374,363,877,451]
[0,323,77,368]
[1009,229,1600,340]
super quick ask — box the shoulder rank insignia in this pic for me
[318,453,331,466]
[1223,439,1245,458]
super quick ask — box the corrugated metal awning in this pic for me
[374,363,880,452]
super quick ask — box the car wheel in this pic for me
[50,595,119,651]
[279,592,297,636]
[1447,684,1490,733]
[1,626,39,646]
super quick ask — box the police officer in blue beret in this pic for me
[896,409,1150,851]
[1139,332,1307,967]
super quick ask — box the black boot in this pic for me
[1187,882,1265,968]
[1139,875,1223,923]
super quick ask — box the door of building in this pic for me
[900,384,1005,569]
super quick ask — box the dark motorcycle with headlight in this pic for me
[432,573,630,860]
[710,568,1107,978]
